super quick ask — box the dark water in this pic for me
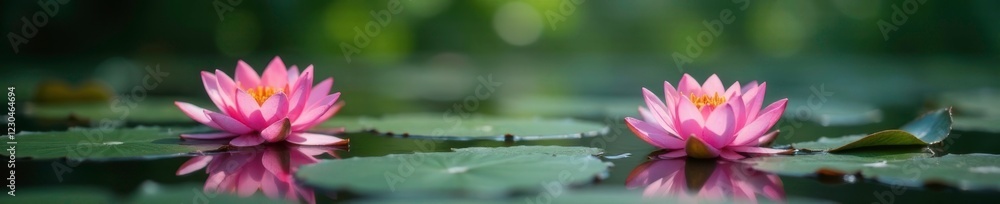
[16,118,999,203]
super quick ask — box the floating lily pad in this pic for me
[296,151,611,196]
[7,127,224,160]
[317,114,608,140]
[791,108,952,152]
[130,182,291,204]
[451,146,603,156]
[26,97,211,123]
[745,152,1000,190]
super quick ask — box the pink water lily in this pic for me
[625,74,789,160]
[175,56,347,147]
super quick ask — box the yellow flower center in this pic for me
[247,86,281,105]
[690,92,726,109]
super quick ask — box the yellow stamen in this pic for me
[247,86,281,105]
[690,92,726,109]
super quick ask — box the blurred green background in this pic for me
[4,0,998,108]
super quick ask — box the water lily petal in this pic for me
[742,82,767,121]
[297,102,344,131]
[664,81,681,114]
[260,118,291,143]
[180,132,236,140]
[626,117,684,149]
[308,78,333,107]
[175,101,222,129]
[230,134,265,147]
[260,93,289,124]
[760,97,788,117]
[235,90,267,129]
[214,70,239,115]
[293,93,340,129]
[727,97,747,131]
[287,72,313,121]
[724,81,741,99]
[286,133,348,146]
[701,74,725,95]
[678,73,703,96]
[677,97,705,140]
[261,56,288,88]
[643,87,678,136]
[235,60,261,89]
[299,65,314,84]
[176,156,212,175]
[205,111,252,134]
[757,130,780,147]
[704,104,735,148]
[200,72,229,113]
[731,99,786,146]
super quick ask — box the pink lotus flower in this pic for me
[175,56,347,147]
[176,145,340,204]
[625,74,789,160]
[626,159,785,203]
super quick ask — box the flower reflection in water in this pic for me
[626,158,785,203]
[176,145,341,204]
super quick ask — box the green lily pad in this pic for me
[451,146,603,156]
[7,127,224,160]
[791,108,952,152]
[26,97,211,123]
[745,152,1000,190]
[296,151,611,196]
[317,114,608,140]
